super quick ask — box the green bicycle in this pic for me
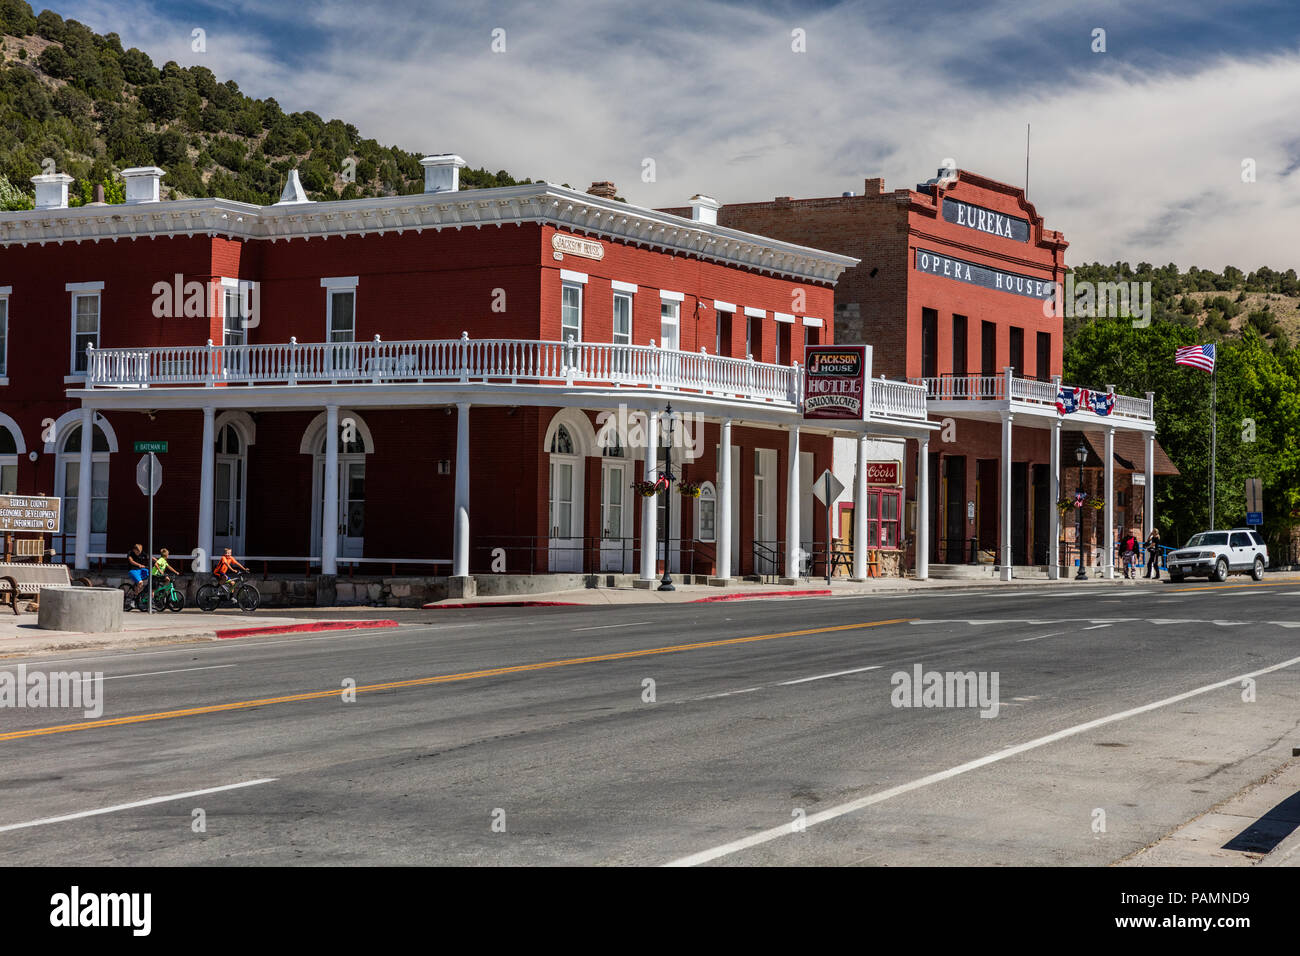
[122,575,186,612]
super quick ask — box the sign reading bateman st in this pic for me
[803,346,867,420]
[915,248,1054,301]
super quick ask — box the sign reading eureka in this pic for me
[942,197,1030,242]
[551,233,605,261]
[804,346,867,420]
[915,249,1054,301]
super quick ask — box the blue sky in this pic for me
[48,0,1300,270]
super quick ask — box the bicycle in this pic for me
[122,575,186,612]
[196,571,260,613]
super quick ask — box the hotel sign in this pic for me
[0,494,60,533]
[551,233,605,261]
[942,198,1030,242]
[804,346,867,420]
[915,248,1054,301]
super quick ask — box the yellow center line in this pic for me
[0,618,911,743]
[1167,581,1293,593]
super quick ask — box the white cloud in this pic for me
[50,0,1300,271]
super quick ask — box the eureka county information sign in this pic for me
[0,494,60,533]
[915,248,1055,301]
[803,346,867,420]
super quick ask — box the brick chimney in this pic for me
[863,177,886,195]
[587,181,617,199]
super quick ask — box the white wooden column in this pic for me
[916,436,930,580]
[74,406,93,570]
[1144,428,1155,540]
[322,404,339,576]
[1000,410,1013,582]
[1104,423,1115,579]
[1049,415,1061,579]
[784,425,800,580]
[717,418,732,580]
[453,402,471,579]
[197,406,215,568]
[853,433,869,580]
[640,410,659,581]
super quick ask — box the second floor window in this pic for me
[0,295,8,377]
[561,284,582,343]
[223,287,245,348]
[328,290,355,343]
[612,292,631,346]
[660,299,680,350]
[72,292,100,374]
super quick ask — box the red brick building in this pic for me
[696,168,1166,578]
[0,160,933,598]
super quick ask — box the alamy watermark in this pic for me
[1043,274,1152,328]
[890,664,1000,718]
[595,404,703,457]
[0,664,103,719]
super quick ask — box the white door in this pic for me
[754,448,777,573]
[600,460,631,572]
[549,456,582,571]
[316,459,365,560]
[800,450,814,572]
[214,456,245,555]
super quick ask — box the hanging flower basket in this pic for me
[633,480,660,498]
[677,481,702,498]
[1057,496,1106,513]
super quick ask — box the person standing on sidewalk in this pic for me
[1145,527,1162,579]
[1121,531,1139,578]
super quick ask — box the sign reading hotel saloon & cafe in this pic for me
[803,346,867,420]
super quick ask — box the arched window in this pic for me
[62,423,110,453]
[550,425,574,455]
[57,422,112,559]
[602,431,624,457]
[215,424,242,454]
[0,425,16,493]
[319,428,365,455]
[696,481,717,543]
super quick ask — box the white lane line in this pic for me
[72,664,238,684]
[1017,632,1064,643]
[0,779,277,835]
[1082,624,1111,630]
[572,621,653,632]
[663,653,1300,867]
[778,665,881,686]
[693,687,762,701]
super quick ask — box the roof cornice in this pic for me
[0,183,859,284]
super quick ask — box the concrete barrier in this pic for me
[37,587,123,633]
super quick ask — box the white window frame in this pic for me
[713,301,735,357]
[219,277,253,348]
[321,276,358,344]
[659,295,681,351]
[561,282,584,344]
[612,291,633,346]
[0,286,10,383]
[67,281,104,377]
[696,480,717,543]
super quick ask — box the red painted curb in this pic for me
[690,589,833,603]
[422,600,582,609]
[215,619,398,639]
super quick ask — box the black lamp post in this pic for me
[1074,440,1088,581]
[659,404,679,592]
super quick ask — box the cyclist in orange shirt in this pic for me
[213,548,248,585]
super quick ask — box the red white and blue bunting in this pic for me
[1056,386,1114,416]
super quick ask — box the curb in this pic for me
[215,619,399,639]
[690,589,833,603]
[422,600,582,610]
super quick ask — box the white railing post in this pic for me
[289,336,298,384]
[459,331,470,383]
[372,334,382,384]
[1003,365,1013,402]
[207,339,216,387]
[84,344,95,387]
[1145,390,1154,421]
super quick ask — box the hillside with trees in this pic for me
[0,1,527,208]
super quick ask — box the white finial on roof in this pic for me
[275,169,312,205]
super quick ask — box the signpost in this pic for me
[811,468,846,585]
[135,442,166,613]
[1246,478,1263,527]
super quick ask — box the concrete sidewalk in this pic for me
[421,570,1252,608]
[0,607,403,659]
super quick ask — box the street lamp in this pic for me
[1074,439,1088,581]
[659,403,679,592]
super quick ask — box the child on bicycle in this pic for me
[152,548,179,583]
[126,543,149,601]
[213,548,248,586]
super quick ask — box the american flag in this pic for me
[1175,343,1216,373]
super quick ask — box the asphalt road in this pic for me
[1,579,1298,866]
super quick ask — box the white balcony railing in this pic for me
[908,372,1153,422]
[84,336,931,421]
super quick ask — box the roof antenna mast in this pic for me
[1025,123,1031,197]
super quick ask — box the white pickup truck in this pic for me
[1166,529,1268,583]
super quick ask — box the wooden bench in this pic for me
[0,563,93,615]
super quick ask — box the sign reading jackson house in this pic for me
[803,346,867,420]
[551,233,605,261]
[0,494,60,533]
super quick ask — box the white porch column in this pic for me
[1000,410,1013,582]
[1049,415,1061,579]
[1104,423,1115,579]
[453,402,471,579]
[853,433,869,580]
[322,404,339,576]
[1144,427,1155,540]
[916,436,930,580]
[784,425,800,581]
[74,406,93,570]
[717,418,733,580]
[197,406,215,567]
[640,410,659,581]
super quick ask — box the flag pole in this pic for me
[1210,362,1217,529]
